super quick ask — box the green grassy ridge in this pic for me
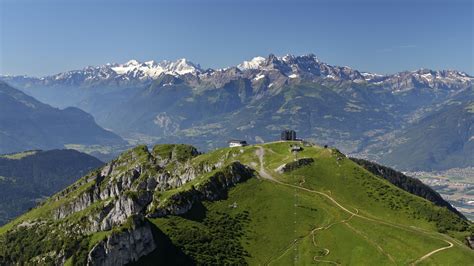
[0,144,198,236]
[138,142,472,264]
[0,175,98,235]
[257,142,469,231]
[140,176,473,265]
[0,147,148,235]
[152,144,198,163]
[0,143,254,263]
[351,157,465,218]
[1,142,473,264]
[0,149,103,225]
[0,150,39,160]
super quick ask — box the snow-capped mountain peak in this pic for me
[109,58,201,79]
[125,59,140,66]
[237,56,266,70]
[163,58,201,75]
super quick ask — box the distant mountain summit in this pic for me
[108,58,202,80]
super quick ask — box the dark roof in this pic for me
[228,140,247,143]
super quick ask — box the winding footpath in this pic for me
[255,146,455,265]
[410,241,454,265]
[310,209,358,265]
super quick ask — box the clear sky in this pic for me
[0,0,472,76]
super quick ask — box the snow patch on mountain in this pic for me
[254,74,265,81]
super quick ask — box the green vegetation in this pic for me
[152,144,198,163]
[0,221,90,264]
[0,150,39,160]
[0,149,103,225]
[147,210,250,265]
[1,142,473,264]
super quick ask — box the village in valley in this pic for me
[409,169,474,221]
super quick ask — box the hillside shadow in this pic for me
[130,222,195,266]
[180,201,207,222]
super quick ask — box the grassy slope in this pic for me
[1,142,473,264]
[140,142,473,265]
[0,150,39,160]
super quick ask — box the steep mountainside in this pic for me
[0,81,125,154]
[0,149,103,225]
[351,158,464,217]
[363,88,474,170]
[2,55,473,170]
[1,142,472,265]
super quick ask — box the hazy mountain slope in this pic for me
[361,87,474,171]
[0,142,472,265]
[381,101,473,170]
[0,149,103,225]
[100,79,403,153]
[0,81,125,154]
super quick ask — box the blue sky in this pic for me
[0,0,472,76]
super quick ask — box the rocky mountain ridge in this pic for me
[2,54,471,92]
[1,142,472,265]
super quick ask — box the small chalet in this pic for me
[228,140,248,147]
[290,145,303,152]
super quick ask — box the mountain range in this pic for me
[2,54,473,171]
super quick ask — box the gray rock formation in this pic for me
[148,161,254,217]
[276,158,315,173]
[1,144,256,265]
[467,236,474,249]
[87,216,156,266]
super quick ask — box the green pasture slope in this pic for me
[139,142,474,265]
[1,142,473,265]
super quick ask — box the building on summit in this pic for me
[281,130,297,141]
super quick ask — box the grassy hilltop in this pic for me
[0,142,473,265]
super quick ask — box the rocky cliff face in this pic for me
[0,144,255,265]
[87,216,156,266]
[276,158,314,173]
[147,161,254,218]
[466,235,474,249]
